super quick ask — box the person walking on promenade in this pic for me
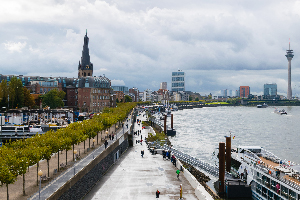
[176,169,180,179]
[141,150,144,158]
[104,140,108,149]
[140,139,143,145]
[112,134,114,140]
[109,134,111,140]
[156,190,160,198]
[166,151,169,160]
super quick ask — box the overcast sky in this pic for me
[1,0,300,97]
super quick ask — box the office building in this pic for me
[239,86,250,98]
[264,83,277,97]
[171,70,185,92]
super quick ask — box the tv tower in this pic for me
[285,40,294,100]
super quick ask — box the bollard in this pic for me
[179,184,183,199]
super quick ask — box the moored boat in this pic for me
[231,146,300,200]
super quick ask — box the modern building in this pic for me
[264,83,277,98]
[160,82,167,90]
[239,86,250,98]
[285,42,294,100]
[171,70,185,92]
[143,89,153,102]
[111,86,129,95]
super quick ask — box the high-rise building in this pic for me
[264,83,277,97]
[239,86,250,98]
[285,42,294,100]
[78,30,93,78]
[160,82,167,90]
[171,70,185,92]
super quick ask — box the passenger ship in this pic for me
[232,146,300,200]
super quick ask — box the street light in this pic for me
[38,170,43,200]
[105,130,108,139]
[93,138,95,148]
[74,150,77,161]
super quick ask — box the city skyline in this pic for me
[1,1,299,97]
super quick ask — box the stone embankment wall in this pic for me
[48,133,129,200]
[176,159,218,200]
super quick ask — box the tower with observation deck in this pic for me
[285,42,294,100]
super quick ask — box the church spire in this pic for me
[78,31,93,78]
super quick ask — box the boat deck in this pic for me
[259,156,300,185]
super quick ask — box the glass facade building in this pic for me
[171,71,185,92]
[264,83,277,97]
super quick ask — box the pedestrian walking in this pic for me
[109,134,111,140]
[176,169,180,179]
[141,135,142,140]
[156,190,160,198]
[112,134,114,140]
[104,140,108,149]
[141,150,144,158]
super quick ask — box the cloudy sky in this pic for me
[1,0,300,97]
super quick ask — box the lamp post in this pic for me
[38,170,43,200]
[93,138,95,148]
[105,130,108,139]
[74,150,77,161]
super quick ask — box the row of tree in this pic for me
[0,102,136,199]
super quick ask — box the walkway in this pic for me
[29,116,132,200]
[84,112,198,200]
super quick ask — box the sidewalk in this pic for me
[28,117,132,200]
[84,112,198,200]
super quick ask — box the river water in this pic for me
[168,106,300,166]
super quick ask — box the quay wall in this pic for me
[176,159,214,200]
[48,133,129,200]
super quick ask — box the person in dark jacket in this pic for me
[156,190,160,198]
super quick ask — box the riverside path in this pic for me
[84,111,199,200]
[29,116,132,200]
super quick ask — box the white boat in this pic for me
[231,146,300,200]
[257,103,268,108]
[274,109,287,115]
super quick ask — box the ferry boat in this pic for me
[231,146,300,200]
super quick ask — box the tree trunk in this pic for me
[23,174,25,196]
[84,141,85,153]
[66,149,67,166]
[58,151,60,172]
[6,183,8,200]
[89,138,90,149]
[37,162,39,186]
[97,132,98,145]
[73,144,75,161]
[47,159,50,177]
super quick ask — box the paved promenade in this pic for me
[84,113,198,200]
[29,117,132,200]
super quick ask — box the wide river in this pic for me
[168,106,300,166]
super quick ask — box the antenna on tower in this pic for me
[289,38,290,50]
[86,29,87,36]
